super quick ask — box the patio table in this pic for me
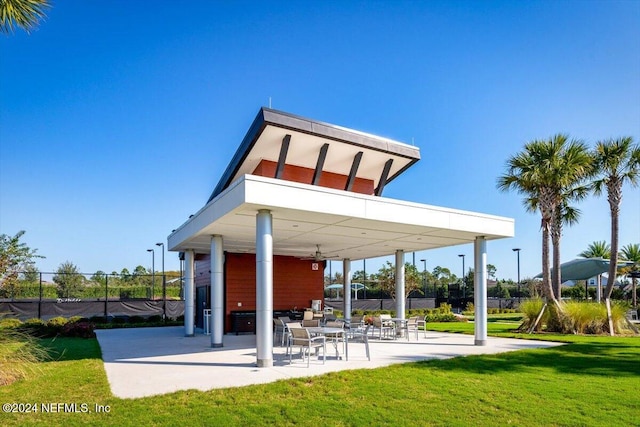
[389,318,408,339]
[306,327,348,361]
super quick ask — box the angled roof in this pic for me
[207,108,420,202]
[169,108,514,259]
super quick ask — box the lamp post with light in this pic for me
[147,249,155,299]
[512,248,521,303]
[156,242,166,319]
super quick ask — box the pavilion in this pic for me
[167,108,514,367]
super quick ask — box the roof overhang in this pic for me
[170,175,515,259]
[208,108,420,201]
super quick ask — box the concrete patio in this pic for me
[96,326,563,399]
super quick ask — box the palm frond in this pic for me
[0,0,50,34]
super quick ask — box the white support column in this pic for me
[474,236,488,346]
[210,235,224,348]
[256,209,273,367]
[395,250,405,319]
[343,259,351,323]
[184,250,195,337]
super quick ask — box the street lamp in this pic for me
[458,254,465,301]
[147,249,155,299]
[420,259,427,298]
[156,242,166,319]
[512,248,521,303]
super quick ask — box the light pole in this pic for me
[363,259,367,299]
[147,249,155,299]
[458,254,465,301]
[420,259,427,298]
[512,248,521,303]
[156,242,166,319]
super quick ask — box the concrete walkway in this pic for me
[96,326,562,399]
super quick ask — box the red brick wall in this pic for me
[196,252,324,332]
[252,159,374,195]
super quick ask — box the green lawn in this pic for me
[1,326,638,427]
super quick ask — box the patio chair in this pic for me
[273,318,287,346]
[405,316,419,341]
[349,324,371,361]
[349,315,364,330]
[303,310,314,321]
[323,320,346,358]
[416,315,428,338]
[372,316,395,339]
[289,327,326,367]
[302,319,320,327]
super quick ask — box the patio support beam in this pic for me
[395,250,405,319]
[312,143,329,185]
[210,235,224,348]
[474,236,488,346]
[184,249,195,337]
[345,151,363,191]
[375,159,394,196]
[256,209,274,367]
[275,134,291,179]
[343,258,351,322]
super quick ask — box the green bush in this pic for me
[89,315,107,324]
[0,318,22,329]
[129,315,145,324]
[148,315,163,323]
[61,321,95,338]
[20,318,46,337]
[112,317,127,324]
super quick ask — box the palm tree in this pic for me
[592,137,640,300]
[0,0,50,34]
[579,241,611,259]
[498,134,593,303]
[619,243,640,308]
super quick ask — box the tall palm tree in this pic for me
[0,0,50,34]
[619,243,640,308]
[592,137,640,299]
[579,241,611,259]
[498,134,593,303]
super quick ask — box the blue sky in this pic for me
[1,1,638,281]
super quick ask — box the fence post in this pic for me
[162,274,166,320]
[38,272,43,319]
[104,275,109,319]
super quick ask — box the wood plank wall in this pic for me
[253,159,375,195]
[196,252,324,332]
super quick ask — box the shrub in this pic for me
[0,318,22,329]
[129,315,145,324]
[89,315,107,324]
[112,317,127,324]
[20,318,47,337]
[148,315,163,323]
[61,321,95,338]
[464,302,475,315]
[45,317,69,336]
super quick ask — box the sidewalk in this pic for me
[96,326,562,399]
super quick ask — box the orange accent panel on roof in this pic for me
[252,160,374,195]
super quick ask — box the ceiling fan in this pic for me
[301,244,340,261]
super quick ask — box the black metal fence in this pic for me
[0,272,184,321]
